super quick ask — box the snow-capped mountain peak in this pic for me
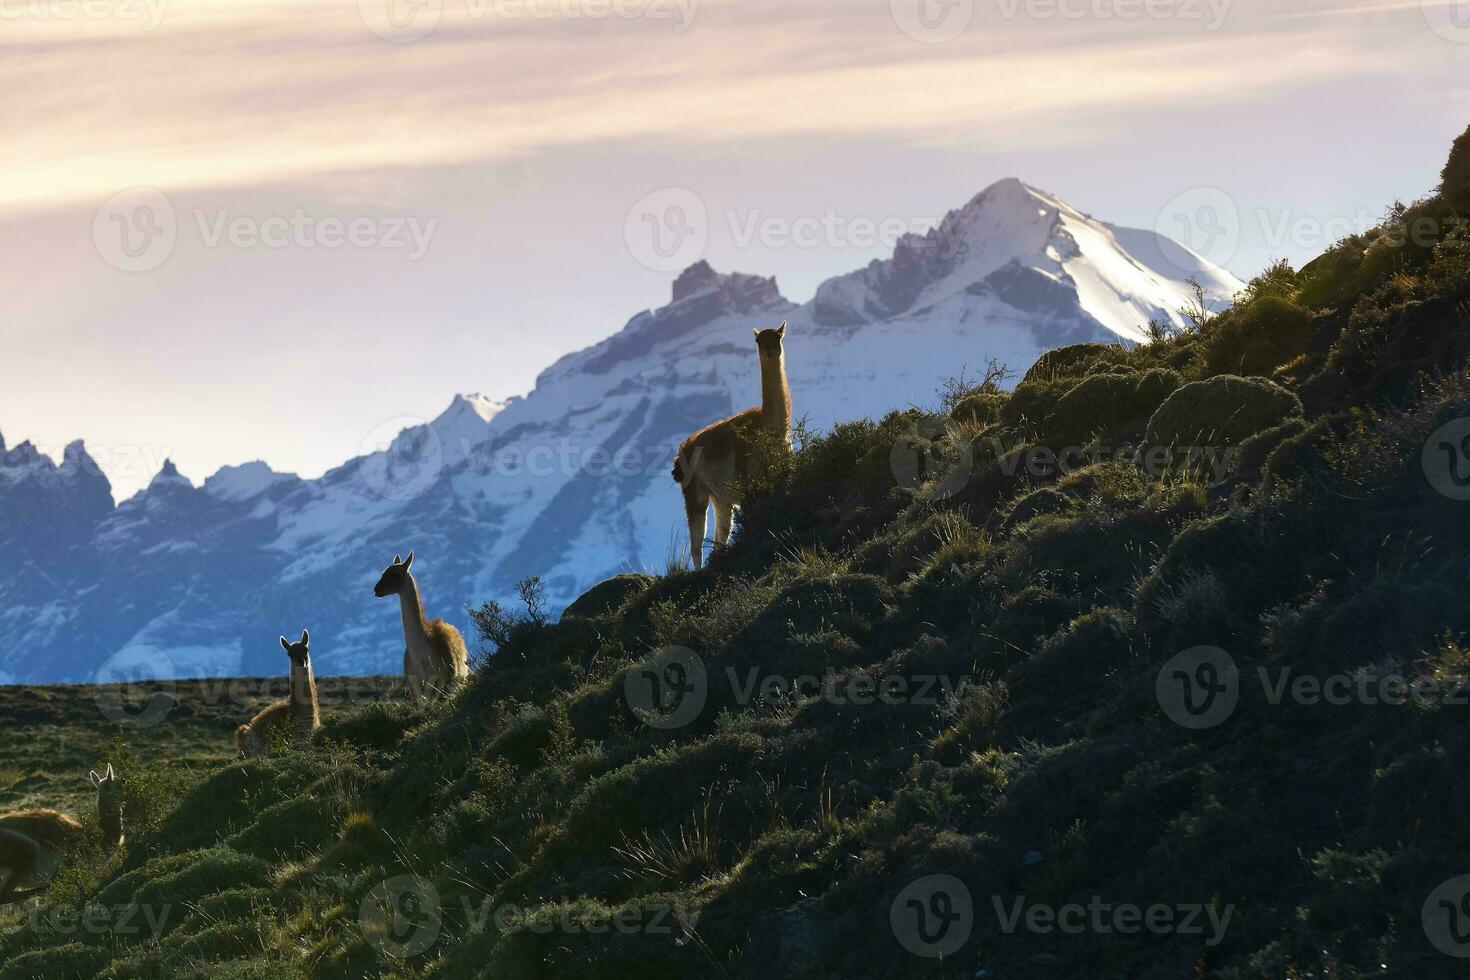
[812,178,1239,343]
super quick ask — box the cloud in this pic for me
[0,0,1430,213]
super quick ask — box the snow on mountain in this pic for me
[203,461,297,502]
[0,180,1243,683]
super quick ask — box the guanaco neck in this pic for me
[289,658,320,726]
[99,800,123,849]
[397,572,430,645]
[760,351,791,445]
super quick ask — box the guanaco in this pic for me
[374,551,469,700]
[672,321,791,569]
[235,630,321,758]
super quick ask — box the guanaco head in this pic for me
[279,629,311,668]
[753,320,787,361]
[373,551,414,598]
[89,764,120,814]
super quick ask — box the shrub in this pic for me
[1442,123,1470,211]
[950,391,1006,426]
[1042,369,1182,447]
[1021,342,1122,383]
[1145,375,1304,450]
[1202,295,1317,376]
[1042,373,1139,446]
[563,573,657,621]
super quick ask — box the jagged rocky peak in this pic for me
[147,458,192,491]
[670,261,785,312]
[1,438,49,470]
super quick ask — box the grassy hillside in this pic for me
[4,128,1470,978]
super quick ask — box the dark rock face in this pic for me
[737,899,828,980]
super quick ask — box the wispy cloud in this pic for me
[0,0,1433,213]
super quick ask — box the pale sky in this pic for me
[1,0,1466,498]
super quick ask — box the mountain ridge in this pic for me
[0,178,1243,683]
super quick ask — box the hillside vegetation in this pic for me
[5,129,1470,978]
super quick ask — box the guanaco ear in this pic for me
[90,771,102,788]
[280,635,290,652]
[393,554,402,565]
[105,764,115,780]
[300,629,310,646]
[403,550,414,571]
[752,328,761,338]
[776,321,786,338]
